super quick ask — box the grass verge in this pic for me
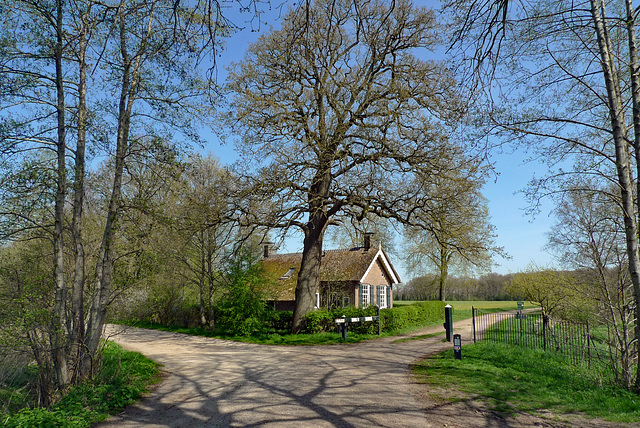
[413,341,640,423]
[1,341,161,427]
[116,317,452,345]
[117,301,528,346]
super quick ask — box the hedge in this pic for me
[380,301,445,332]
[301,301,445,334]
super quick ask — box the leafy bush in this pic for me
[267,310,293,333]
[299,306,376,334]
[380,301,445,332]
[300,302,445,335]
[214,254,278,336]
[2,342,159,428]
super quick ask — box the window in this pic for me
[379,286,386,308]
[361,284,370,307]
[315,292,320,309]
[342,297,350,307]
[279,267,296,280]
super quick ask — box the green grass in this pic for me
[117,319,450,345]
[118,301,530,345]
[445,300,538,312]
[395,300,539,323]
[414,342,640,423]
[394,300,537,309]
[449,301,539,323]
[1,342,161,427]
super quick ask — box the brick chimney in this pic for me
[363,233,373,251]
[263,242,274,258]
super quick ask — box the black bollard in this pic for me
[444,304,453,342]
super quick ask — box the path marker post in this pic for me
[335,314,380,342]
[453,334,462,360]
[444,304,453,342]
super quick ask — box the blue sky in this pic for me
[482,152,557,275]
[206,2,560,280]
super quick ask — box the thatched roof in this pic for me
[261,245,401,301]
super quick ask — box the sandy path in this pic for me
[96,315,630,428]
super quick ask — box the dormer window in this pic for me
[280,267,296,280]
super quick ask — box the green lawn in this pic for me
[395,300,539,322]
[395,300,537,311]
[414,341,640,423]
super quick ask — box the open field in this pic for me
[394,300,538,311]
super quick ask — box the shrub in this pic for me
[380,301,445,332]
[214,253,277,336]
[299,302,445,335]
[2,342,159,428]
[267,310,293,333]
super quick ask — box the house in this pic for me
[261,235,401,311]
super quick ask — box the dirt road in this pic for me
[97,317,627,428]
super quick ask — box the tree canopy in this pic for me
[226,0,473,331]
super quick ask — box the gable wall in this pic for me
[358,259,394,308]
[362,259,393,287]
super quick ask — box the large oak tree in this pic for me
[227,0,467,332]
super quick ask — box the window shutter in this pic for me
[370,285,374,306]
[386,286,391,308]
[358,284,363,308]
[376,285,381,306]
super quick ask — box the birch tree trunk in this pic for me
[623,0,640,390]
[51,0,69,392]
[85,0,153,364]
[591,0,640,390]
[70,0,91,384]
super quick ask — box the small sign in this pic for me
[517,301,524,310]
[453,334,462,360]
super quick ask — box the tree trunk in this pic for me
[86,0,142,363]
[623,0,640,391]
[291,167,331,333]
[438,246,449,302]
[51,0,69,393]
[291,219,326,333]
[591,0,640,391]
[199,237,207,327]
[70,3,90,384]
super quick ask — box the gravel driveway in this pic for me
[96,316,627,428]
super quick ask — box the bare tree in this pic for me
[226,0,468,332]
[171,155,237,328]
[443,0,640,389]
[548,184,636,387]
[403,157,505,301]
[0,0,237,402]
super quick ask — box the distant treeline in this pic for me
[396,273,515,301]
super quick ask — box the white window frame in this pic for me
[379,286,387,309]
[361,284,370,307]
[315,292,320,309]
